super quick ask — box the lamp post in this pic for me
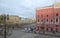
[4,15,7,38]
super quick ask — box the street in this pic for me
[0,24,60,38]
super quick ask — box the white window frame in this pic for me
[50,19,53,24]
[55,17,59,25]
[45,19,49,24]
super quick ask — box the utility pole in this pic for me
[4,15,7,38]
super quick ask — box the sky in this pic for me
[0,0,60,18]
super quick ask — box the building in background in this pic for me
[19,18,36,24]
[6,15,20,25]
[0,14,20,28]
[36,2,60,32]
[0,14,36,28]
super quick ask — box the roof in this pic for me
[37,2,60,10]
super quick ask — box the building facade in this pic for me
[36,2,60,32]
[6,15,20,25]
[0,14,20,25]
[19,18,36,24]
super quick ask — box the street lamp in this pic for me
[3,15,7,38]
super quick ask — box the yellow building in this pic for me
[6,15,20,25]
[0,14,20,25]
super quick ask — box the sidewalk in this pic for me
[45,32,60,37]
[38,31,60,37]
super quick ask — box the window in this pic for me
[37,19,40,24]
[51,19,53,22]
[51,28,53,32]
[7,17,9,20]
[40,19,43,24]
[56,25,58,27]
[46,25,48,27]
[46,28,48,31]
[56,9,58,13]
[46,19,48,22]
[38,19,39,22]
[47,25,48,26]
[56,18,58,22]
[1,18,3,20]
[56,18,59,25]
[50,19,53,24]
[46,19,49,24]
[41,15,43,17]
[7,15,9,20]
[41,20,43,22]
[37,15,39,17]
[56,13,58,16]
[46,15,48,17]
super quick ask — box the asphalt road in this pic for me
[0,24,60,38]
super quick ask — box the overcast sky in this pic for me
[0,0,60,18]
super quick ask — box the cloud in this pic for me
[0,0,60,18]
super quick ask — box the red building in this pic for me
[36,2,60,32]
